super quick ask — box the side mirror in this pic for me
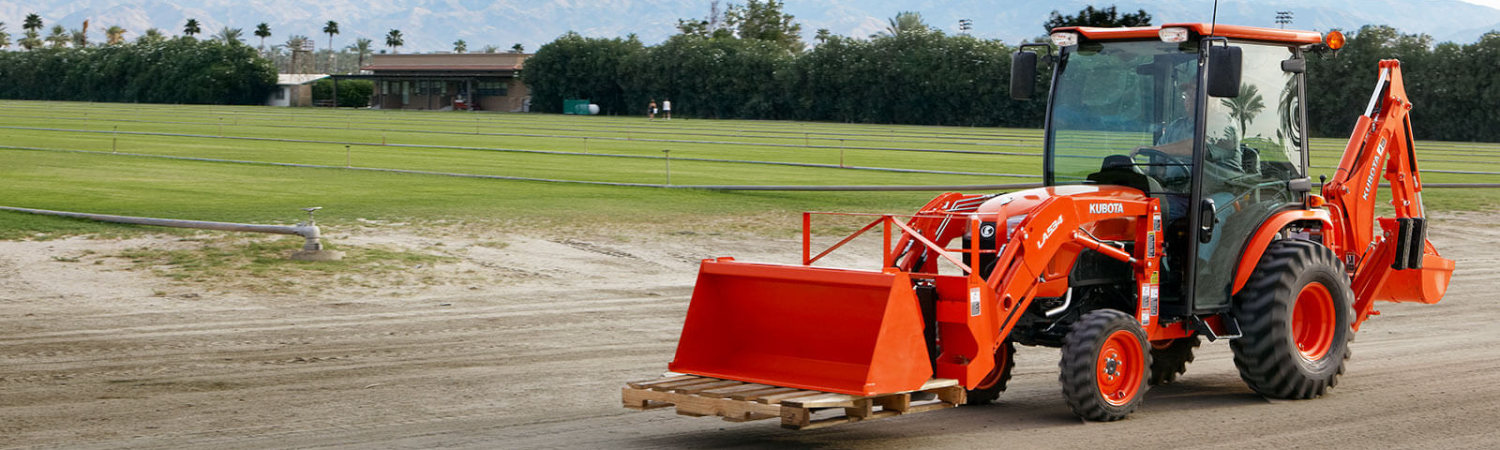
[1199,198,1218,244]
[1010,51,1038,100]
[1207,44,1242,98]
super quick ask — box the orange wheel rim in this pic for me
[1096,330,1144,406]
[1293,282,1336,361]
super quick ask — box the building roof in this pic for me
[362,53,530,76]
[361,65,521,71]
[276,74,331,86]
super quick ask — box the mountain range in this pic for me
[3,0,1498,54]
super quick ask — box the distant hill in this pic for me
[5,0,1498,54]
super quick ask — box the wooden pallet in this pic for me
[622,374,965,430]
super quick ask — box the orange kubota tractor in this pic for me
[624,23,1455,427]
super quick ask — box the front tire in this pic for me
[1060,309,1150,421]
[965,341,1016,405]
[1230,239,1354,399]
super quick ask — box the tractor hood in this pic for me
[974,185,1150,231]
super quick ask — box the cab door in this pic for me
[1188,43,1308,313]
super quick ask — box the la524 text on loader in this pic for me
[623,23,1454,430]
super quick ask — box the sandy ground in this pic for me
[2,213,1498,449]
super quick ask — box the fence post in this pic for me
[663,149,671,185]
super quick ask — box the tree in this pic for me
[0,23,9,50]
[482,44,499,53]
[23,14,42,34]
[724,0,803,52]
[105,25,126,45]
[347,37,373,69]
[214,27,243,45]
[46,25,68,48]
[20,14,43,50]
[322,20,339,72]
[385,29,403,54]
[872,11,929,38]
[0,36,277,104]
[511,43,524,53]
[1220,83,1266,138]
[254,23,271,51]
[139,28,166,44]
[20,30,40,51]
[286,35,311,73]
[69,27,87,48]
[814,28,830,44]
[453,39,467,53]
[1044,6,1151,32]
[183,18,201,37]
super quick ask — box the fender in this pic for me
[1230,208,1335,296]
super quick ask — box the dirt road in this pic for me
[2,214,1497,449]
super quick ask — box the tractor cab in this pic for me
[1016,24,1320,316]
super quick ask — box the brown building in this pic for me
[361,53,530,111]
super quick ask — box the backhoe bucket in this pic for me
[668,258,933,396]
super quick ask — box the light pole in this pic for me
[1275,11,1293,29]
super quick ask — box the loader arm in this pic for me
[934,193,1165,387]
[1320,60,1453,326]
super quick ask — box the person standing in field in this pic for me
[663,98,672,120]
[648,99,658,120]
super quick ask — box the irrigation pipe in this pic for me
[0,205,341,260]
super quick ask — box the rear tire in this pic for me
[1060,309,1150,421]
[1149,336,1201,385]
[965,341,1015,405]
[1230,239,1354,399]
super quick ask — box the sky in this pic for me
[4,1,1500,54]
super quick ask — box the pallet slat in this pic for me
[622,375,967,430]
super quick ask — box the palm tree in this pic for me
[286,35,311,73]
[322,21,339,72]
[347,37,373,70]
[0,23,10,50]
[1219,83,1266,138]
[453,39,467,53]
[510,43,524,53]
[69,27,87,48]
[46,25,68,48]
[214,27,243,45]
[105,25,126,45]
[23,13,42,34]
[875,11,929,38]
[139,28,166,44]
[254,23,271,51]
[384,29,403,54]
[815,28,830,44]
[183,18,201,37]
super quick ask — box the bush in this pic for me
[0,37,276,105]
[312,79,373,107]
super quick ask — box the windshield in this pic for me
[1047,40,1200,192]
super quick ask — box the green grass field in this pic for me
[2,99,1496,239]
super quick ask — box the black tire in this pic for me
[1060,309,1151,421]
[965,341,1016,405]
[1230,239,1354,399]
[1149,336,1201,385]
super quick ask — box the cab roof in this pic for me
[1050,23,1324,45]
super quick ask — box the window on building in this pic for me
[274,88,287,100]
[477,81,508,97]
[381,81,389,95]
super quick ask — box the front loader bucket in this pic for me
[669,258,933,396]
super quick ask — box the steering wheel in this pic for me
[1130,146,1191,185]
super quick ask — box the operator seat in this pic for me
[1087,154,1163,195]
